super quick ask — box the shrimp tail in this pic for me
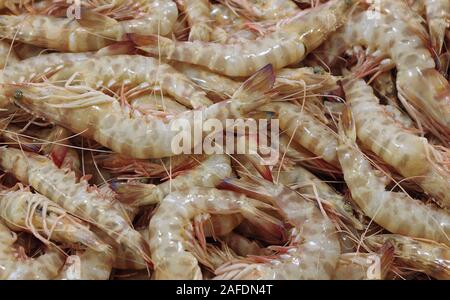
[234,64,276,113]
[77,9,119,31]
[130,34,173,56]
[339,106,357,144]
[110,181,155,206]
[378,241,395,279]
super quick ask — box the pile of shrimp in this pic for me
[0,0,449,280]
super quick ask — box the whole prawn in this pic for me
[215,176,341,280]
[6,64,275,159]
[134,0,355,77]
[0,147,152,264]
[337,108,450,246]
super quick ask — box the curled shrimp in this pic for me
[148,187,280,279]
[366,234,450,280]
[342,74,450,208]
[337,108,450,246]
[319,7,450,140]
[0,186,108,251]
[114,154,232,206]
[0,147,152,264]
[0,221,65,279]
[214,176,341,279]
[133,0,355,77]
[50,55,212,109]
[57,248,114,280]
[5,63,275,159]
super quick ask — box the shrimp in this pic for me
[277,164,363,229]
[342,75,450,208]
[0,147,152,264]
[319,8,450,140]
[0,52,94,108]
[224,0,301,21]
[0,41,19,69]
[366,234,450,280]
[333,246,394,280]
[337,108,450,246]
[214,176,340,279]
[201,214,244,238]
[176,0,212,42]
[0,187,108,251]
[0,221,64,279]
[424,0,450,55]
[134,0,355,77]
[148,187,279,279]
[6,63,275,159]
[50,55,212,109]
[171,62,241,101]
[130,93,188,116]
[114,155,232,206]
[261,102,340,167]
[0,14,113,52]
[57,248,114,280]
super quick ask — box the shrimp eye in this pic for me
[313,66,324,74]
[13,90,23,100]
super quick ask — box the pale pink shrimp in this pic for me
[134,0,355,77]
[0,147,152,264]
[319,8,450,140]
[50,55,212,109]
[148,187,280,279]
[6,64,275,159]
[337,108,450,246]
[214,177,341,279]
[0,221,65,279]
[342,74,450,208]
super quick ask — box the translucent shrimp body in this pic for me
[367,234,450,280]
[115,155,232,206]
[0,188,108,251]
[0,221,64,279]
[0,15,112,52]
[178,0,212,42]
[343,76,450,208]
[0,147,151,263]
[7,64,274,159]
[136,0,355,76]
[50,55,212,109]
[215,178,341,280]
[321,9,450,138]
[424,0,450,54]
[148,187,274,279]
[337,110,450,246]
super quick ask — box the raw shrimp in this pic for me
[337,108,450,246]
[366,234,450,280]
[176,0,212,41]
[0,187,108,251]
[424,0,450,54]
[319,8,450,139]
[148,187,279,279]
[130,93,188,116]
[0,221,64,279]
[261,102,340,167]
[57,248,114,280]
[201,213,244,238]
[114,155,232,206]
[134,0,355,77]
[0,147,152,263]
[224,0,301,21]
[6,63,275,159]
[0,14,113,52]
[50,55,212,109]
[333,247,394,280]
[171,62,241,101]
[0,52,94,108]
[277,164,363,229]
[342,75,450,208]
[215,177,341,279]
[0,41,18,69]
